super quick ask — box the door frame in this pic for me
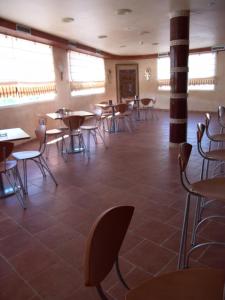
[116,64,139,103]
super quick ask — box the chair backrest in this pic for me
[218,105,225,127]
[0,141,14,163]
[37,114,48,125]
[84,205,134,287]
[197,123,205,144]
[56,108,72,114]
[35,125,47,152]
[63,115,84,131]
[141,98,152,106]
[116,103,129,114]
[178,142,192,172]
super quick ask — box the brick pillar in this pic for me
[169,10,189,146]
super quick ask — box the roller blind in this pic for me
[0,33,56,104]
[68,51,105,95]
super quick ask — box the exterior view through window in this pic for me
[157,52,216,91]
[68,51,105,96]
[0,34,56,107]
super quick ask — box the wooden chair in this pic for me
[115,103,133,132]
[197,123,225,178]
[126,268,225,300]
[80,109,107,159]
[84,205,225,300]
[205,113,225,150]
[84,205,135,299]
[12,125,58,194]
[178,142,225,269]
[62,115,85,153]
[0,141,26,208]
[37,114,65,157]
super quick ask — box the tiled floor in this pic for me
[0,110,225,300]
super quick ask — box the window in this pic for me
[68,51,105,96]
[0,34,56,107]
[157,52,216,91]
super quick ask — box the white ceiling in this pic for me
[0,0,225,55]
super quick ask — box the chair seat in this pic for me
[0,160,17,172]
[212,133,225,141]
[46,129,63,135]
[190,177,225,201]
[12,150,41,160]
[126,268,225,300]
[80,125,98,131]
[205,149,225,160]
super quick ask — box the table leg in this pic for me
[136,101,141,121]
[110,106,116,133]
[66,133,85,154]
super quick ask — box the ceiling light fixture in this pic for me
[62,17,74,23]
[152,42,159,45]
[120,45,126,48]
[116,8,133,15]
[98,35,108,39]
[139,41,144,45]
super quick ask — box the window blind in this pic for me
[0,34,56,100]
[68,51,105,95]
[157,52,216,89]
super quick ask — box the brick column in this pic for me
[169,10,189,146]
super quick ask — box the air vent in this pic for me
[211,45,225,52]
[16,24,31,34]
[158,52,169,58]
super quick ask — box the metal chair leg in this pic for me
[178,193,191,269]
[115,257,130,290]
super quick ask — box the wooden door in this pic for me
[116,64,139,103]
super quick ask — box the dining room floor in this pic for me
[0,110,224,300]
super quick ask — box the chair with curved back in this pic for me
[0,141,26,208]
[84,205,135,299]
[12,125,58,194]
[205,113,225,150]
[84,205,225,300]
[178,142,225,269]
[62,115,85,153]
[115,103,133,132]
[140,98,151,120]
[80,108,107,159]
[197,123,225,179]
[37,113,65,157]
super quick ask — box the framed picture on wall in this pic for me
[116,64,139,103]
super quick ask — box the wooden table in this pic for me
[47,110,94,120]
[0,128,30,142]
[47,111,94,154]
[0,128,30,198]
[95,103,118,133]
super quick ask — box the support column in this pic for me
[169,10,189,146]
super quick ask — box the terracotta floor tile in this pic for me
[54,233,86,271]
[29,262,82,300]
[34,223,77,250]
[18,212,58,234]
[10,243,59,281]
[0,256,13,279]
[124,240,175,275]
[0,218,21,239]
[0,273,35,300]
[0,228,37,259]
[198,245,225,269]
[133,219,176,244]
